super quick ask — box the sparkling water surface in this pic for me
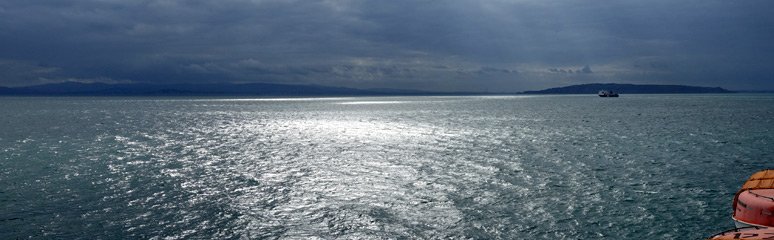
[1,95,773,239]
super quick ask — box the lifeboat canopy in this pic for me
[733,169,774,228]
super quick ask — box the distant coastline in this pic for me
[522,83,734,94]
[0,82,740,96]
[0,82,434,96]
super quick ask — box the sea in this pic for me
[1,94,772,239]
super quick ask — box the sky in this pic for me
[1,0,773,92]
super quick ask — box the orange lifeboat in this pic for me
[733,170,774,228]
[708,226,774,239]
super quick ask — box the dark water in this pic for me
[1,95,772,239]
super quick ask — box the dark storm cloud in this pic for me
[1,0,773,91]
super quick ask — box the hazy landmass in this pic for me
[0,82,739,96]
[0,82,427,96]
[522,83,734,94]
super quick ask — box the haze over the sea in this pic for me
[1,1,773,91]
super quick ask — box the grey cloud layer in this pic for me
[1,0,772,91]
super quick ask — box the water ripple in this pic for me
[1,95,773,239]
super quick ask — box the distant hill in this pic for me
[0,87,12,94]
[0,82,739,96]
[522,83,734,94]
[0,82,435,96]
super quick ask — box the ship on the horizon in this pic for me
[598,90,619,97]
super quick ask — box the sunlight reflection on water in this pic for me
[1,95,773,239]
[337,101,407,105]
